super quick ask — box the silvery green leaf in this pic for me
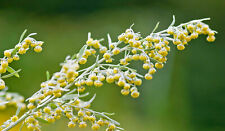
[135,72,144,78]
[65,55,71,61]
[95,55,99,64]
[152,22,160,33]
[129,23,134,29]
[46,71,50,80]
[36,117,49,124]
[78,94,96,108]
[16,106,21,116]
[47,86,69,91]
[3,67,21,78]
[37,95,51,103]
[78,92,90,97]
[19,29,27,43]
[28,33,37,37]
[19,122,24,131]
[107,34,112,44]
[55,94,78,102]
[103,112,115,116]
[169,15,176,27]
[88,32,91,39]
[55,92,89,102]
[49,103,57,109]
[72,45,87,60]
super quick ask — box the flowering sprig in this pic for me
[0,29,44,90]
[0,30,44,129]
[0,30,44,111]
[0,16,216,131]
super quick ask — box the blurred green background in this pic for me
[0,0,225,131]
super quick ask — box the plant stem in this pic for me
[2,111,30,131]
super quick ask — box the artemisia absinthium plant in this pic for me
[0,16,216,131]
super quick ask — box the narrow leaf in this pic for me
[36,117,49,124]
[151,22,160,33]
[46,71,50,80]
[19,29,27,43]
[19,122,24,131]
[170,15,176,27]
[78,94,96,108]
[78,92,89,98]
[129,23,135,29]
[55,94,78,102]
[72,45,87,60]
[49,103,57,109]
[16,106,22,116]
[88,32,91,39]
[77,45,87,60]
[107,34,112,49]
[5,67,21,78]
[95,55,99,64]
[28,33,37,37]
[54,92,89,102]
[103,112,115,116]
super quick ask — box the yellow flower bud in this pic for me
[131,91,140,98]
[11,115,18,122]
[68,122,76,128]
[207,35,215,42]
[112,48,120,55]
[145,74,153,80]
[79,122,87,128]
[143,63,150,70]
[103,53,111,59]
[121,89,129,96]
[4,50,11,57]
[134,79,142,86]
[92,123,100,130]
[177,44,185,50]
[34,46,42,53]
[43,107,51,114]
[155,62,164,69]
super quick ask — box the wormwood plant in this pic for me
[0,16,216,131]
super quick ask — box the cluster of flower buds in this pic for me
[84,67,141,98]
[24,93,122,131]
[26,18,217,113]
[167,21,216,50]
[1,36,43,72]
[111,18,216,97]
[26,60,80,110]
[24,116,41,131]
[0,32,44,90]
